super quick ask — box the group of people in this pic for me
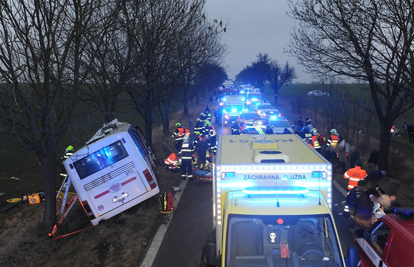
[168,106,217,180]
[343,165,397,234]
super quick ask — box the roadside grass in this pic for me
[0,98,210,267]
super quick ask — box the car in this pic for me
[256,101,280,116]
[307,90,329,97]
[237,112,268,134]
[267,117,294,134]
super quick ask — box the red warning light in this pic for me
[277,218,284,224]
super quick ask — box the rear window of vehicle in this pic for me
[269,120,291,128]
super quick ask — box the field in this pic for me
[1,83,414,266]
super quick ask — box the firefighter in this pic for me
[311,128,321,153]
[344,160,367,191]
[197,135,209,170]
[236,116,246,131]
[172,123,190,152]
[325,128,339,163]
[179,135,194,180]
[60,145,74,181]
[205,108,212,122]
[164,153,179,171]
[205,121,217,154]
[192,131,202,151]
[194,118,204,136]
[265,124,273,134]
[231,121,242,135]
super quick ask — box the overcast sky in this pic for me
[204,0,313,83]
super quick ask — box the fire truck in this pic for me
[202,134,345,267]
[354,208,414,267]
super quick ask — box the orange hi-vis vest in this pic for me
[343,166,367,190]
[174,127,190,141]
[165,153,178,165]
[311,135,321,149]
[329,134,339,147]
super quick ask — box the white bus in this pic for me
[63,119,160,225]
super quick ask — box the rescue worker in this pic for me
[164,153,179,170]
[325,128,339,163]
[231,121,242,135]
[301,122,312,141]
[194,118,204,136]
[236,116,246,131]
[60,145,74,189]
[344,179,368,236]
[214,106,223,126]
[205,121,217,154]
[173,123,190,152]
[265,124,273,135]
[311,128,321,153]
[192,131,202,152]
[197,135,209,170]
[344,160,367,191]
[178,135,194,180]
[390,124,400,137]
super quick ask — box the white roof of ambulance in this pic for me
[217,134,327,165]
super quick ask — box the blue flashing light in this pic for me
[222,110,226,113]
[242,186,309,195]
[223,98,227,101]
[252,98,259,102]
[240,90,245,93]
[225,172,235,178]
[270,116,277,120]
[242,97,246,101]
[231,108,237,112]
[312,171,323,178]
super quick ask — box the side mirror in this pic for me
[202,243,219,266]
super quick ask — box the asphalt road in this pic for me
[149,125,354,267]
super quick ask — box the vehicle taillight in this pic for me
[81,200,96,221]
[143,169,157,189]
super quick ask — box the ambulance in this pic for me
[202,134,345,267]
[222,95,247,125]
[63,119,160,226]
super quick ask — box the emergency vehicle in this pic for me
[202,134,345,267]
[218,80,238,106]
[222,95,247,125]
[63,119,160,226]
[245,87,262,106]
[354,208,414,267]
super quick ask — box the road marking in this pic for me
[140,179,188,267]
[334,179,347,197]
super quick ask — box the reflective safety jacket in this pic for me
[344,166,368,190]
[390,125,397,133]
[327,134,339,147]
[174,127,190,141]
[194,121,205,136]
[231,124,242,135]
[193,136,202,150]
[179,142,194,160]
[209,125,216,137]
[165,153,179,165]
[311,135,321,149]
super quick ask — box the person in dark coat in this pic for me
[349,146,360,168]
[365,166,387,190]
[197,135,209,170]
[354,188,380,230]
[265,124,273,134]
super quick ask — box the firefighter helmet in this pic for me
[200,112,205,116]
[183,135,190,143]
[205,121,211,126]
[175,122,181,127]
[195,131,201,135]
[196,118,201,122]
[66,145,74,152]
[311,128,318,134]
[330,128,337,134]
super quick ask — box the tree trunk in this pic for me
[273,88,279,106]
[183,85,189,114]
[144,109,154,146]
[379,123,392,168]
[38,149,57,234]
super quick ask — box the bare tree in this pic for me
[0,0,118,232]
[288,0,414,167]
[267,60,297,105]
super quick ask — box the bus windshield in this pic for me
[225,214,343,267]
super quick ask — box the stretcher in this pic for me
[193,169,213,184]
